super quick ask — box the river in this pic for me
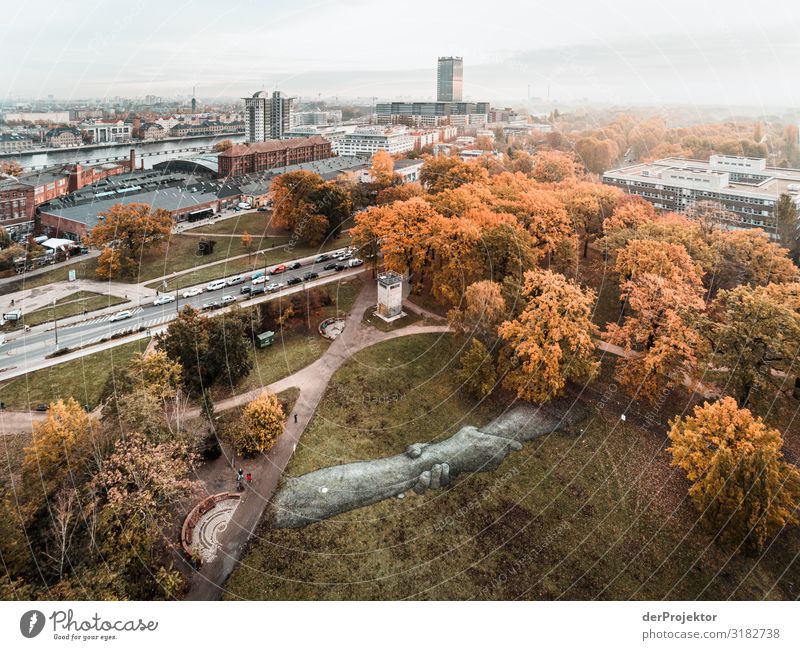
[0,134,246,171]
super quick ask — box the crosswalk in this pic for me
[65,306,144,328]
[67,309,178,346]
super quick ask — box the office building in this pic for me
[243,90,294,142]
[437,56,463,102]
[602,155,800,234]
[334,127,415,157]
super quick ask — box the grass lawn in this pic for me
[183,211,274,237]
[0,338,149,411]
[361,304,422,332]
[0,257,99,295]
[225,333,800,601]
[5,291,128,330]
[145,236,351,291]
[209,279,363,401]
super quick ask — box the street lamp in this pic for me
[52,298,59,349]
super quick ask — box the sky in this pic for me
[3,0,800,108]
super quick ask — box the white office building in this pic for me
[334,127,415,157]
[244,90,294,142]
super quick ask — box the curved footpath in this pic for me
[184,275,450,600]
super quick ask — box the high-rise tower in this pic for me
[437,57,463,102]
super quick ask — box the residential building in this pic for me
[334,127,415,157]
[0,133,35,152]
[139,122,166,140]
[79,120,132,144]
[437,56,463,102]
[243,90,294,142]
[217,135,333,176]
[0,178,35,233]
[45,127,82,148]
[602,155,800,234]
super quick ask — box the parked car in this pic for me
[226,275,245,286]
[323,262,338,271]
[206,280,227,291]
[249,285,266,297]
[35,404,48,412]
[303,271,319,281]
[265,282,282,293]
[252,275,266,285]
[181,287,203,298]
[348,258,364,267]
[153,294,175,306]
[270,264,287,275]
[251,270,265,280]
[315,254,331,263]
[335,263,347,272]
[109,310,133,322]
[257,206,269,212]
[339,252,352,261]
[202,301,220,311]
[286,276,302,286]
[287,261,301,270]
[240,285,253,295]
[221,295,236,306]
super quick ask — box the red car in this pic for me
[270,264,287,275]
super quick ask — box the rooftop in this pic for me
[604,157,800,200]
[220,135,330,158]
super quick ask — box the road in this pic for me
[0,247,362,380]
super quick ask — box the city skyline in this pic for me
[3,0,799,107]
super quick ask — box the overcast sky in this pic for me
[3,0,799,107]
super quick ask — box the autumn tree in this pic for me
[376,182,423,205]
[0,159,23,176]
[712,228,798,290]
[87,203,173,279]
[212,139,233,152]
[369,149,396,188]
[271,171,351,245]
[668,398,800,555]
[602,196,656,234]
[234,391,285,456]
[605,240,706,400]
[241,231,253,251]
[498,269,599,403]
[706,282,800,408]
[574,137,619,174]
[529,150,578,183]
[92,432,196,598]
[457,339,498,399]
[419,156,489,194]
[447,280,507,349]
[23,398,100,491]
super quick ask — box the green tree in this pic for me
[456,339,497,399]
[775,193,799,262]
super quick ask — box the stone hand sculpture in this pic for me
[271,403,587,528]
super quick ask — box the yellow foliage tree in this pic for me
[234,391,285,456]
[499,269,599,403]
[668,398,800,555]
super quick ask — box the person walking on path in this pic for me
[246,472,252,484]
[293,413,298,424]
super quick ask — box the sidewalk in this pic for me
[0,250,100,288]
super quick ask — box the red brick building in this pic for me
[217,135,332,177]
[0,179,35,233]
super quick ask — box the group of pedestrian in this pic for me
[236,468,253,490]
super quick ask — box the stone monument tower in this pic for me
[376,271,405,322]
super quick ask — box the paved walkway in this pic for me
[184,277,450,600]
[2,279,153,316]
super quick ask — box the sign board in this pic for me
[68,269,76,282]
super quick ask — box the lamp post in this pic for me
[52,298,59,349]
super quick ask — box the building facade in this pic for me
[376,101,490,127]
[437,56,464,102]
[0,133,35,152]
[603,155,800,234]
[0,179,35,233]
[243,90,294,142]
[79,120,132,143]
[334,127,415,157]
[217,135,333,176]
[45,127,82,148]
